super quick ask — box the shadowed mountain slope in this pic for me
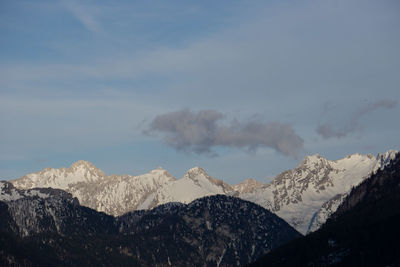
[249,153,400,267]
[0,182,300,266]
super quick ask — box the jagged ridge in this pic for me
[250,152,400,267]
[10,150,398,234]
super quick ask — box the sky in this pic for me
[1,0,399,184]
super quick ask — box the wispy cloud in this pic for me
[317,100,398,139]
[62,1,102,33]
[146,109,304,158]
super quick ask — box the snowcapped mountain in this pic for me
[139,167,235,209]
[250,152,400,267]
[306,150,399,233]
[11,163,232,216]
[12,161,176,216]
[233,178,266,194]
[11,160,107,189]
[239,150,398,234]
[10,150,398,234]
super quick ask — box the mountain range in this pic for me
[2,149,399,266]
[11,150,397,234]
[0,182,300,266]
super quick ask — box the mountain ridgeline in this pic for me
[2,150,398,266]
[0,182,300,266]
[250,152,400,266]
[10,150,397,234]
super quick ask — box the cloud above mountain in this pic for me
[317,100,398,139]
[146,109,304,158]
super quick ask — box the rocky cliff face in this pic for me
[250,152,400,267]
[239,150,398,234]
[305,150,399,233]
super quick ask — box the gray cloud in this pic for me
[146,109,304,158]
[317,100,398,139]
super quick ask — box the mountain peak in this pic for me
[377,149,398,160]
[68,160,106,179]
[181,166,234,192]
[150,166,166,173]
[298,154,326,168]
[304,154,323,161]
[187,166,207,175]
[184,167,210,180]
[70,160,97,169]
[184,167,209,182]
[233,178,265,194]
[149,167,176,180]
[375,149,398,170]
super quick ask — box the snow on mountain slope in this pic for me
[72,168,176,215]
[11,163,176,216]
[10,164,233,216]
[233,178,266,194]
[0,181,88,237]
[12,160,107,190]
[0,181,51,202]
[306,193,347,233]
[146,167,235,208]
[10,150,397,233]
[306,149,399,233]
[239,150,398,234]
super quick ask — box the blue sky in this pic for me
[1,0,399,184]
